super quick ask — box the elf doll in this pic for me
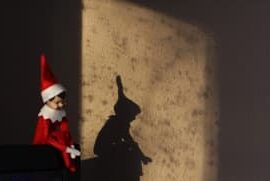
[33,54,80,173]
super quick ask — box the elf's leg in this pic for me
[62,152,76,173]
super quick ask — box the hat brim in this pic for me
[41,84,66,103]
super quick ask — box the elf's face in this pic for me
[46,95,66,110]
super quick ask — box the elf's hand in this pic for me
[66,146,81,159]
[70,145,81,159]
[142,155,152,165]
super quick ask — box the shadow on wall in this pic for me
[82,75,152,181]
[129,0,270,180]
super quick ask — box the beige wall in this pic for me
[81,0,218,180]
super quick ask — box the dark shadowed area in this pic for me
[0,0,81,144]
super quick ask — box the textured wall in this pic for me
[80,0,218,180]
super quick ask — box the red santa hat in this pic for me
[40,54,66,103]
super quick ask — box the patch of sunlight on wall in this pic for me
[80,0,219,181]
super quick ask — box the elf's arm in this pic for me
[60,120,80,158]
[60,119,75,146]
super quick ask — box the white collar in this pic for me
[38,105,66,123]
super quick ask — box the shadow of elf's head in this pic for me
[113,75,141,122]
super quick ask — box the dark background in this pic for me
[1,0,270,180]
[0,0,81,144]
